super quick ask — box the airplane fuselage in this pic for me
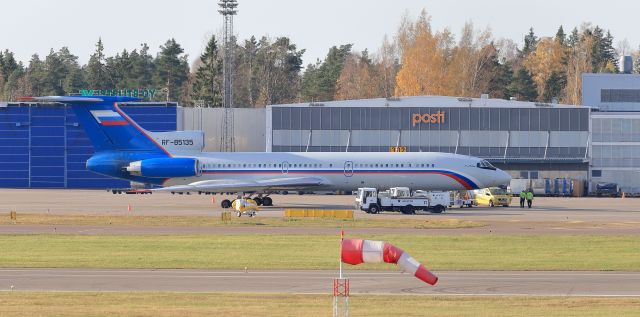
[162,151,511,192]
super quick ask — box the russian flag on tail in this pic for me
[90,110,129,126]
[341,238,438,285]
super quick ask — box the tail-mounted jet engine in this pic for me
[126,158,201,178]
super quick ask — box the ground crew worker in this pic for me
[526,189,534,208]
[519,190,526,208]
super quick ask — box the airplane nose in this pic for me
[497,169,511,185]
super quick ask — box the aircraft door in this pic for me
[282,161,289,174]
[344,161,354,177]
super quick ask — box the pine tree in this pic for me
[487,60,513,100]
[507,67,538,101]
[521,27,538,57]
[154,39,190,102]
[253,36,305,106]
[26,54,46,97]
[191,35,223,107]
[555,26,566,46]
[301,44,352,102]
[543,72,566,102]
[567,27,580,48]
[0,50,19,80]
[235,36,259,107]
[58,47,84,94]
[129,44,155,88]
[86,39,109,89]
[43,49,67,95]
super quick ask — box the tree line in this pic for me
[0,10,633,106]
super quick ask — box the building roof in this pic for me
[270,95,584,109]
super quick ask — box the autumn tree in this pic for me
[523,37,567,101]
[335,50,385,100]
[565,33,594,105]
[447,22,497,97]
[378,35,399,98]
[395,10,451,96]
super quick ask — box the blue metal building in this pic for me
[0,102,177,188]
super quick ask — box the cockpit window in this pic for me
[477,160,497,170]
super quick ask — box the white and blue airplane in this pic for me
[33,96,511,208]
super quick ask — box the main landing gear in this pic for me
[220,195,273,209]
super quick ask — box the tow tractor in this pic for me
[355,187,450,214]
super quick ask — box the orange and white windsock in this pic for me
[341,238,438,285]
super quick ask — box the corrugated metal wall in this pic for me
[181,107,266,152]
[0,103,177,189]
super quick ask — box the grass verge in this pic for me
[0,292,638,317]
[0,213,483,229]
[0,234,638,270]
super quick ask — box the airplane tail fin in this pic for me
[34,96,170,156]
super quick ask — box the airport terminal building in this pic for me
[264,97,590,182]
[583,73,640,192]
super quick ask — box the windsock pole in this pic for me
[339,229,342,279]
[333,227,349,317]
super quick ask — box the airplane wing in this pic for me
[153,176,329,193]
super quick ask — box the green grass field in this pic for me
[0,213,483,229]
[0,234,638,270]
[0,293,638,317]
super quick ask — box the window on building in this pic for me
[601,89,640,103]
[530,171,539,179]
[520,171,529,179]
[592,170,602,177]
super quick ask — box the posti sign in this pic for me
[79,89,157,99]
[411,111,445,127]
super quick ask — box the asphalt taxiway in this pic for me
[1,269,639,296]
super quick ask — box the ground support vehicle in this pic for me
[472,187,512,207]
[355,187,450,214]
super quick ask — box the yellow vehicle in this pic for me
[473,187,512,207]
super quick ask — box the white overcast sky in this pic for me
[2,0,639,67]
